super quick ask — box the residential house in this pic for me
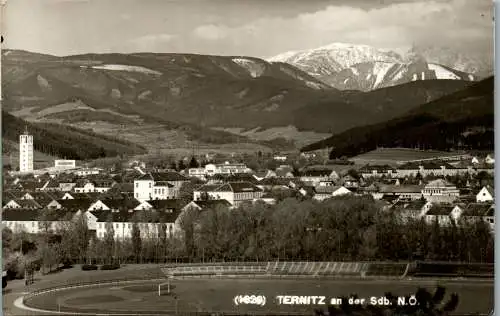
[206,173,258,185]
[359,165,397,178]
[19,192,55,208]
[374,184,424,201]
[299,169,339,186]
[89,198,140,212]
[424,204,463,226]
[2,209,46,233]
[65,192,102,200]
[72,168,102,176]
[318,180,336,187]
[252,170,277,181]
[312,186,351,201]
[73,179,114,193]
[114,183,135,195]
[3,190,24,203]
[341,175,359,190]
[485,154,495,164]
[93,179,116,193]
[396,161,463,177]
[133,172,188,202]
[461,203,495,229]
[2,208,78,234]
[256,178,292,191]
[134,199,186,212]
[193,184,223,201]
[391,199,433,223]
[94,209,180,239]
[58,181,77,192]
[204,162,251,176]
[200,182,264,207]
[15,179,44,192]
[422,179,460,203]
[332,186,352,197]
[47,198,94,211]
[187,168,208,180]
[182,200,232,212]
[40,179,61,192]
[3,199,42,210]
[477,186,495,203]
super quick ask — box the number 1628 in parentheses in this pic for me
[233,295,267,306]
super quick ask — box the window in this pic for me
[128,224,131,229]
[136,193,139,198]
[149,183,152,188]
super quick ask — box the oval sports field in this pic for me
[18,276,493,315]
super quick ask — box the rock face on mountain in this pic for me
[268,43,480,91]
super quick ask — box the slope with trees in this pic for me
[301,77,494,158]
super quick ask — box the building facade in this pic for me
[19,127,34,173]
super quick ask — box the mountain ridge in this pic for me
[1,49,477,149]
[267,43,484,91]
[301,76,494,157]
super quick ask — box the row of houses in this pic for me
[359,161,494,179]
[392,199,494,229]
[2,195,234,239]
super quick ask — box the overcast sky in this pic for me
[2,0,494,58]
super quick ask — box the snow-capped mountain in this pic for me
[409,45,493,78]
[268,43,480,91]
[268,43,403,76]
[323,60,477,91]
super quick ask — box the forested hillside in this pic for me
[2,111,147,160]
[302,77,494,158]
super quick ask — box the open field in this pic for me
[350,148,469,165]
[213,126,331,149]
[22,278,493,315]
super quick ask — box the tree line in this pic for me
[1,111,146,160]
[180,196,493,263]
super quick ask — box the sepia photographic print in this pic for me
[0,0,495,315]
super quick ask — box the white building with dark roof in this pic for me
[477,186,495,203]
[299,169,339,186]
[422,179,460,203]
[94,209,181,239]
[194,182,264,207]
[133,172,189,202]
[424,204,463,226]
[359,165,397,178]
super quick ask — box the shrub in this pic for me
[81,264,98,271]
[100,263,121,270]
[4,253,25,280]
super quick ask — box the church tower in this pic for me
[19,126,34,172]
